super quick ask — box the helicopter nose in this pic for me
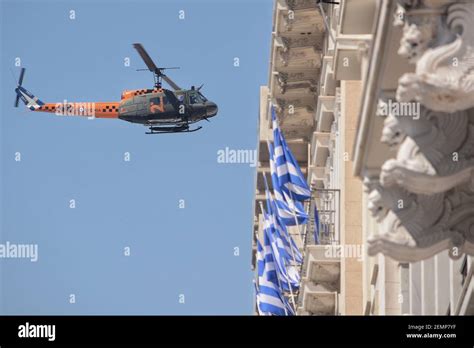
[206,102,218,117]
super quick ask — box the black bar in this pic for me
[0,315,473,345]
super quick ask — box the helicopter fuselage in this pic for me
[118,88,218,126]
[30,87,218,127]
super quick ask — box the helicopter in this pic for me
[14,43,218,134]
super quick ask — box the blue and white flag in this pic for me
[261,236,296,315]
[272,106,311,201]
[263,175,303,265]
[263,209,300,291]
[253,280,266,316]
[268,140,308,226]
[256,239,293,316]
[268,208,303,265]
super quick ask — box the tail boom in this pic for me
[35,102,120,118]
[14,68,119,119]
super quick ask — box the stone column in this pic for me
[434,251,450,314]
[409,261,422,315]
[341,80,364,314]
[421,258,436,314]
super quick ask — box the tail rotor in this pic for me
[14,68,26,107]
[13,68,44,110]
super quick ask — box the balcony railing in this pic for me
[296,188,341,314]
[304,188,341,247]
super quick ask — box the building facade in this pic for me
[252,0,474,315]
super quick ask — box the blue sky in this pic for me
[0,0,272,314]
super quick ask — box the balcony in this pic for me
[316,96,335,132]
[324,153,332,188]
[311,131,331,167]
[320,56,336,96]
[306,245,341,287]
[333,35,372,81]
[268,0,326,143]
[276,6,324,35]
[311,188,340,244]
[298,280,338,315]
[297,188,341,315]
[275,45,321,71]
[338,0,378,35]
[283,0,319,11]
[279,104,314,120]
[332,0,375,82]
[309,166,325,189]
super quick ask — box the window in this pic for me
[188,92,204,104]
[150,97,160,105]
[198,92,208,102]
[189,94,197,104]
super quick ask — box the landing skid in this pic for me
[145,125,202,134]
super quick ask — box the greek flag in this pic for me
[256,239,293,316]
[263,208,300,291]
[263,174,303,265]
[253,280,266,316]
[268,140,308,226]
[272,106,311,201]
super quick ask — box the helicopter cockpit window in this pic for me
[189,93,205,104]
[150,97,160,105]
[198,92,208,102]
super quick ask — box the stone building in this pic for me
[252,0,473,315]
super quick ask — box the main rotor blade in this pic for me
[133,43,158,72]
[133,43,181,90]
[162,75,181,91]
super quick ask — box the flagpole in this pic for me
[258,201,296,315]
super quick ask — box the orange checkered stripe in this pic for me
[121,88,163,100]
[93,102,120,118]
[36,103,59,113]
[36,102,120,118]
